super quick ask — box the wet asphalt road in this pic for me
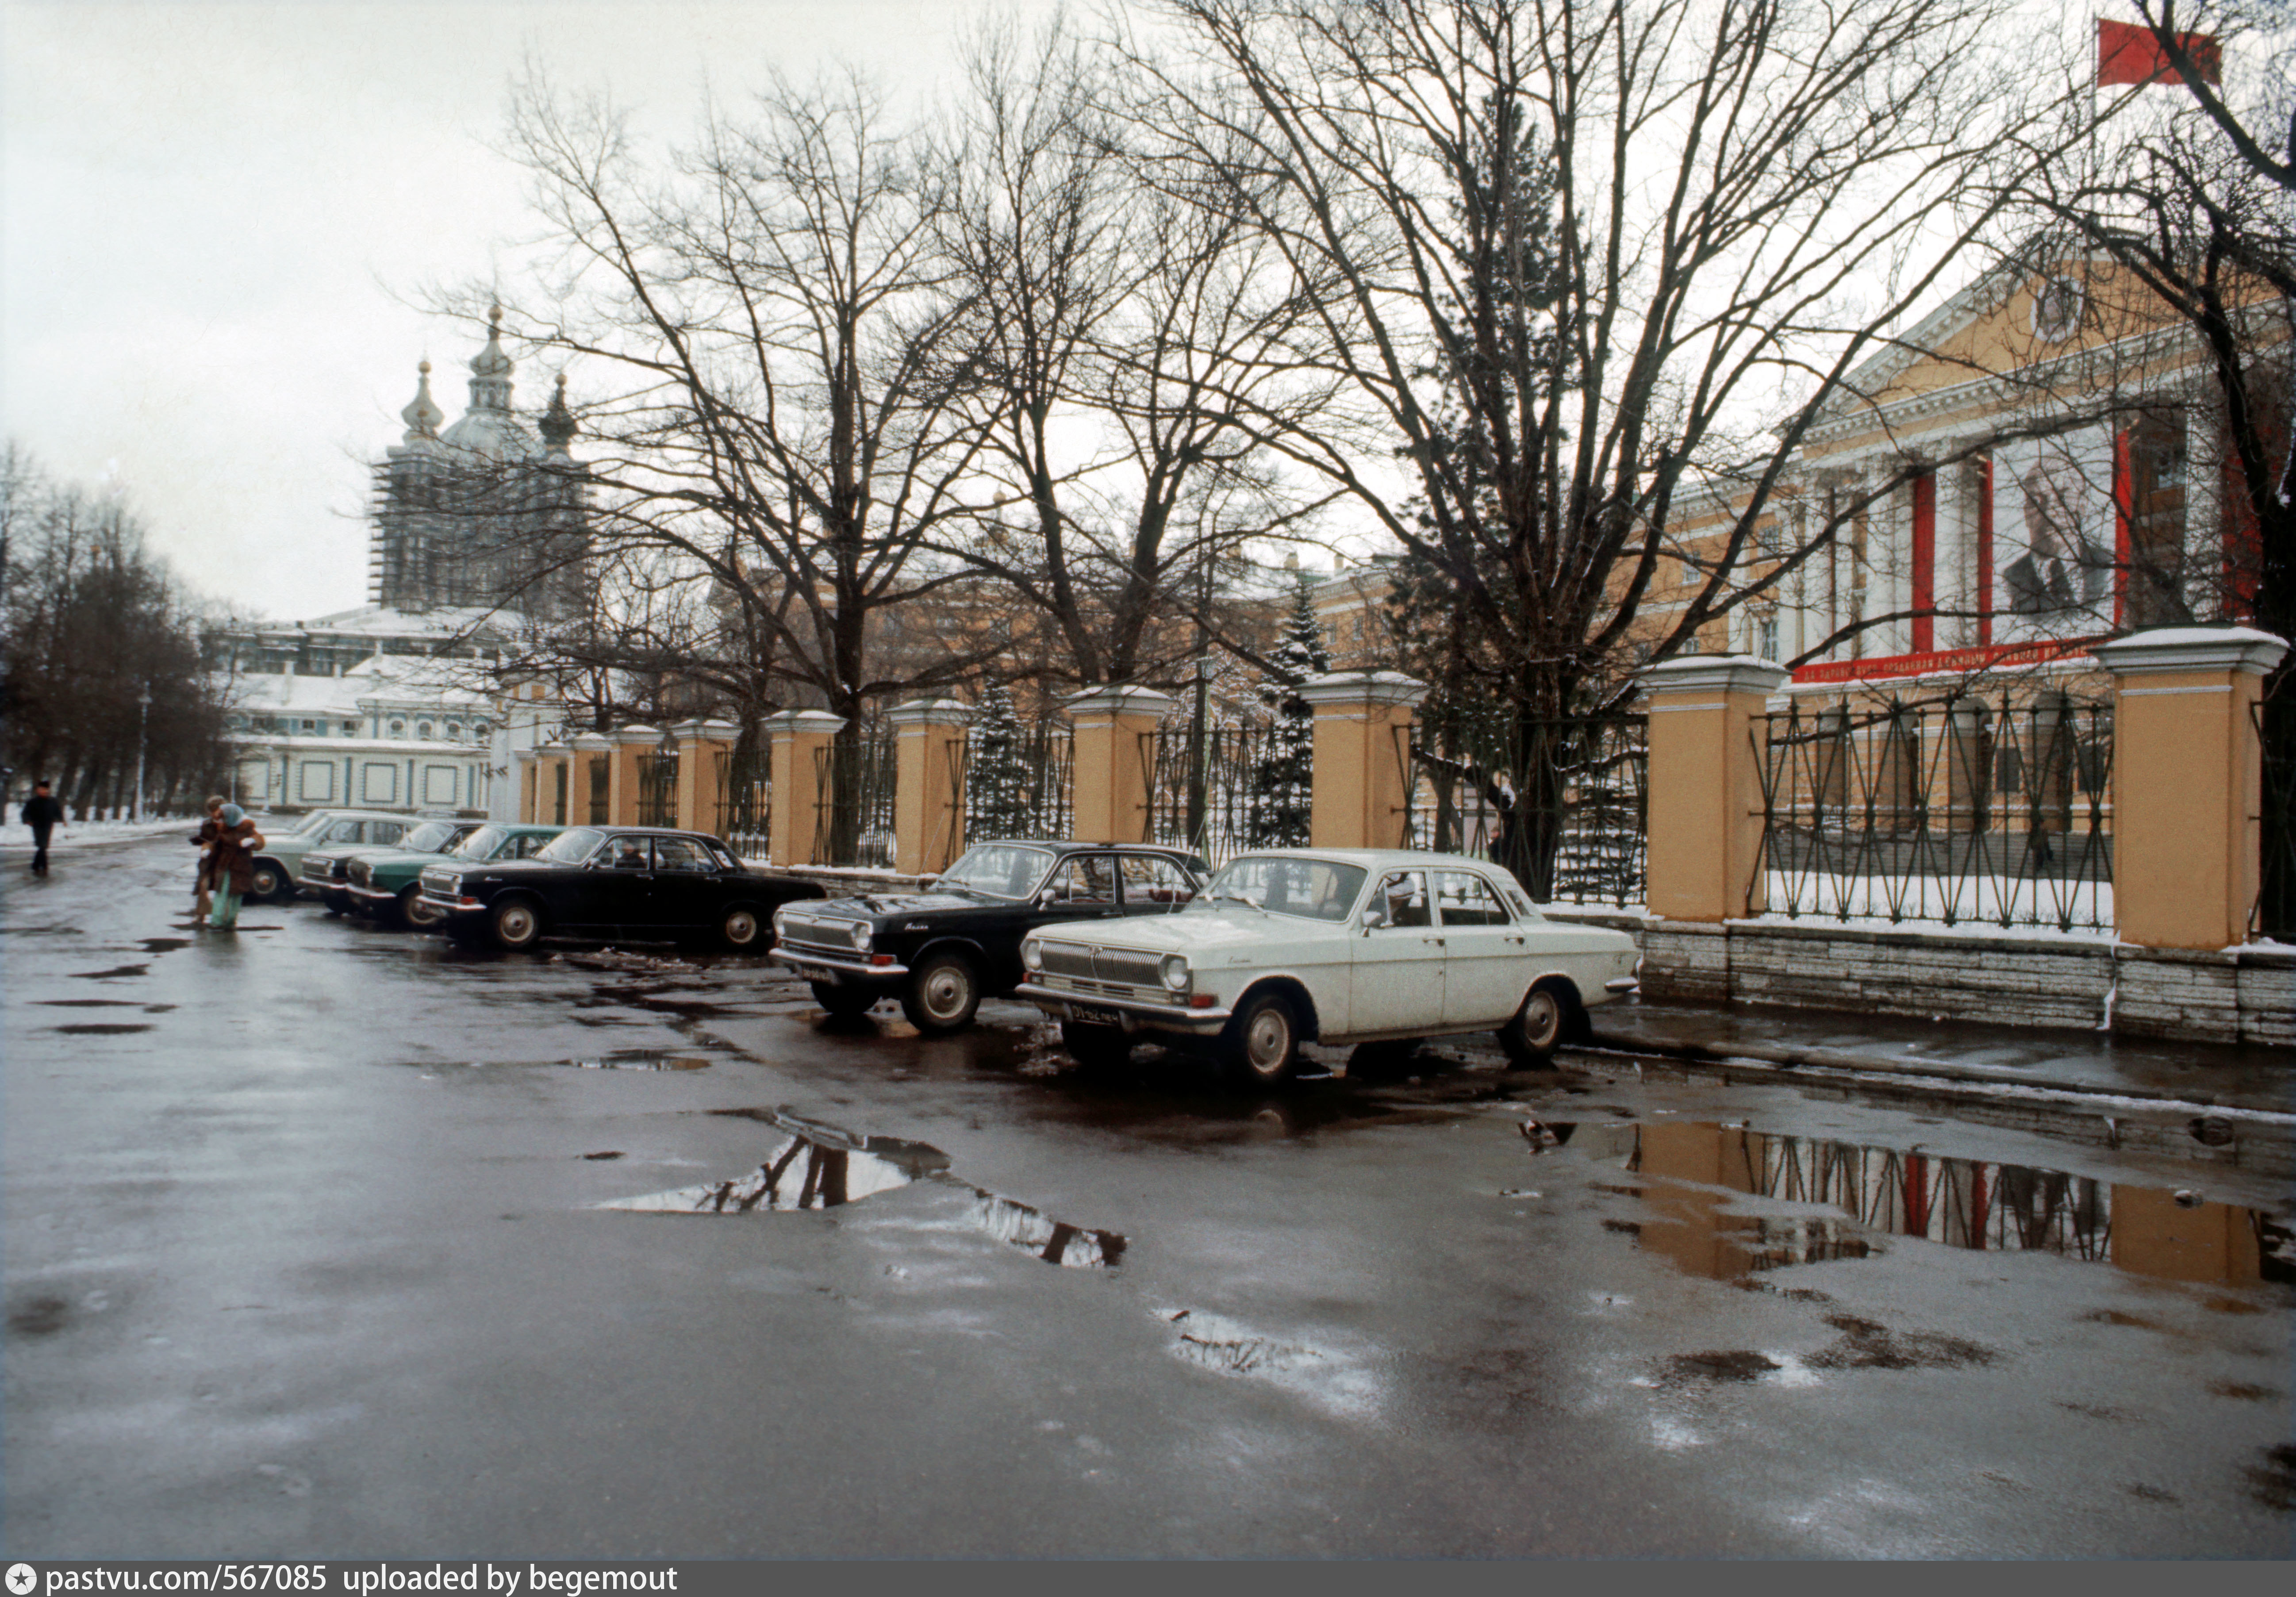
[4,836,2292,1558]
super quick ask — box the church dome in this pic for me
[440,306,539,461]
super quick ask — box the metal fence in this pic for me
[962,715,1073,848]
[586,756,610,826]
[2255,683,2295,942]
[1407,712,1649,907]
[1754,692,2113,931]
[715,742,770,858]
[636,753,677,828]
[810,723,898,869]
[1142,721,1284,864]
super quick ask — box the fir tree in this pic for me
[1246,580,1331,846]
[964,680,1035,842]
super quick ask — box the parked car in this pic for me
[417,825,825,951]
[767,840,1211,1033]
[342,822,564,927]
[250,809,420,902]
[1012,848,1641,1084]
[300,818,483,913]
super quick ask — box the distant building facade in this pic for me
[205,312,587,818]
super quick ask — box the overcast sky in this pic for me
[1,0,1066,622]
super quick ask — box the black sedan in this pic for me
[768,839,1209,1032]
[417,826,825,951]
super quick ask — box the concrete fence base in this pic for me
[1547,911,2296,1048]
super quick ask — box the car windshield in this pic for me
[402,821,461,853]
[290,812,337,836]
[452,825,508,859]
[536,828,606,864]
[1198,856,1367,922]
[936,843,1054,899]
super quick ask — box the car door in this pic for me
[1435,868,1530,1027]
[586,834,658,933]
[1115,853,1198,915]
[647,837,720,929]
[1349,868,1447,1034]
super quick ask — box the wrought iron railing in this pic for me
[810,723,897,869]
[714,742,770,858]
[1406,712,1649,907]
[636,753,677,828]
[2255,681,2294,942]
[1754,692,2113,931]
[963,715,1072,847]
[1142,720,1283,864]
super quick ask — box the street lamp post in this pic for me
[134,684,152,823]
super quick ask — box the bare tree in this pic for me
[1114,0,2080,728]
[927,9,1347,692]
[496,68,1012,855]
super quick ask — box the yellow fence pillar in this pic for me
[1066,686,1175,845]
[763,710,847,867]
[672,718,741,840]
[2094,627,2287,950]
[1299,671,1426,851]
[608,726,660,828]
[568,734,614,827]
[891,699,972,875]
[1639,656,1790,922]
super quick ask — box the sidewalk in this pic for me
[0,818,195,855]
[1581,995,2296,1120]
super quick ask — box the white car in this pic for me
[1013,848,1640,1084]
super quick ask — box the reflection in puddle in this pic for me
[569,1052,712,1071]
[50,1023,154,1036]
[603,1109,1126,1268]
[1157,1307,1379,1417]
[1591,1122,2295,1288]
[68,965,147,980]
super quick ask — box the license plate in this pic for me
[1064,1003,1123,1027]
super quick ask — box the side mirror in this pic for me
[1360,909,1387,932]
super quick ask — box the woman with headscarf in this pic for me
[202,801,262,929]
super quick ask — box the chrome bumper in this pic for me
[348,884,403,905]
[769,948,910,983]
[1604,977,1640,993]
[1012,979,1232,1033]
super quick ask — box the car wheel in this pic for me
[488,898,544,952]
[399,886,443,929]
[1060,1020,1131,1071]
[1225,990,1301,1086]
[810,981,876,1018]
[248,860,288,902]
[1499,984,1572,1070]
[902,952,980,1033]
[1348,1038,1423,1078]
[716,905,766,952]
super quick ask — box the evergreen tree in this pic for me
[964,680,1035,841]
[1246,579,1331,846]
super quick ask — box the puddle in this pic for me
[67,965,147,980]
[1662,1350,1783,1385]
[569,1052,712,1071]
[607,1109,1126,1268]
[50,1023,154,1036]
[1807,1313,1995,1371]
[1156,1307,1380,1416]
[36,999,138,1008]
[1588,1121,2296,1290]
[7,1295,69,1336]
[137,937,190,954]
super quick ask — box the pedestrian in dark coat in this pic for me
[20,781,65,876]
[203,802,261,929]
[192,795,227,919]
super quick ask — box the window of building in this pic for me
[1757,612,1780,661]
[446,722,463,739]
[472,721,490,738]
[299,719,318,734]
[389,719,407,737]
[416,721,434,739]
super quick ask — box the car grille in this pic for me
[347,860,372,888]
[1033,972,1167,1006]
[1036,940,1163,989]
[419,868,460,898]
[777,913,865,960]
[299,856,338,885]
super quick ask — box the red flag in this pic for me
[2097,17,2222,86]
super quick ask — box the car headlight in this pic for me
[849,921,872,953]
[1022,938,1041,971]
[1160,952,1191,992]
[773,908,788,935]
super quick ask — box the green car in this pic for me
[343,822,565,928]
[300,818,484,914]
